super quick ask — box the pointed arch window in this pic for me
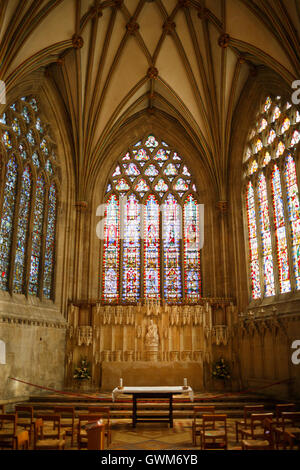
[244,95,300,300]
[0,96,59,299]
[101,135,201,304]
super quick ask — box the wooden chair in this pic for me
[241,417,274,450]
[200,414,227,450]
[274,411,300,449]
[15,430,29,450]
[15,405,34,443]
[240,412,273,440]
[77,414,105,450]
[192,406,215,446]
[275,404,296,425]
[0,413,17,449]
[54,406,75,447]
[88,406,111,446]
[281,431,299,450]
[235,405,265,442]
[34,417,65,450]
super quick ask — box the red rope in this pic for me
[8,376,292,402]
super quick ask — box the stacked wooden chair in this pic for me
[274,411,300,449]
[34,415,66,450]
[54,406,76,447]
[15,405,34,444]
[192,406,215,446]
[241,417,274,450]
[235,405,265,442]
[0,413,17,449]
[15,430,30,450]
[239,412,274,442]
[200,414,228,450]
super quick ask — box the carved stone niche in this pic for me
[211,325,229,346]
[77,326,93,346]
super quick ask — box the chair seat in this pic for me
[0,430,14,437]
[241,429,265,438]
[242,439,270,448]
[202,430,226,438]
[60,418,74,426]
[43,430,66,439]
[35,439,65,449]
[18,418,32,426]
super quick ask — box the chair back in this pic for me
[263,418,274,449]
[193,406,215,427]
[275,403,296,423]
[15,405,34,420]
[16,430,29,450]
[34,418,43,449]
[88,407,110,418]
[282,431,296,450]
[0,413,17,431]
[202,414,227,428]
[36,414,61,434]
[243,405,264,426]
[54,406,75,416]
[281,411,300,429]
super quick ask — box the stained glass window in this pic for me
[122,195,141,301]
[144,195,160,299]
[13,166,32,293]
[43,183,57,298]
[284,155,300,289]
[271,166,291,293]
[102,134,200,303]
[103,195,120,302]
[184,195,201,301]
[28,176,45,295]
[0,157,18,290]
[0,96,59,299]
[246,182,261,299]
[244,95,300,300]
[163,194,182,301]
[258,173,275,296]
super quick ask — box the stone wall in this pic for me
[0,294,67,401]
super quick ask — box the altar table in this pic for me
[112,386,194,428]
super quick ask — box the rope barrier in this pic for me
[8,376,293,403]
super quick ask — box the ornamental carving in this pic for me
[126,20,139,35]
[72,34,84,49]
[218,33,230,48]
[163,19,176,34]
[147,66,158,79]
[77,326,93,346]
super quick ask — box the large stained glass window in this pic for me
[0,96,59,299]
[102,134,201,303]
[244,95,300,300]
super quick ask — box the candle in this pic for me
[120,378,123,388]
[184,378,187,387]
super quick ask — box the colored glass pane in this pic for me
[284,155,300,289]
[163,194,182,301]
[144,195,160,299]
[115,178,130,191]
[28,176,45,295]
[184,195,200,301]
[43,183,57,298]
[134,179,149,192]
[258,173,275,296]
[271,166,291,293]
[103,195,120,302]
[13,166,32,293]
[246,181,261,299]
[0,157,18,290]
[122,194,140,301]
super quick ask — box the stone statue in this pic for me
[145,320,159,349]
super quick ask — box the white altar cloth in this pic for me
[112,385,194,402]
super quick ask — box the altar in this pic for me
[65,298,237,391]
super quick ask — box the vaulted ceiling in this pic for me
[0,0,299,199]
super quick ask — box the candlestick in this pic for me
[120,378,123,388]
[184,378,187,387]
